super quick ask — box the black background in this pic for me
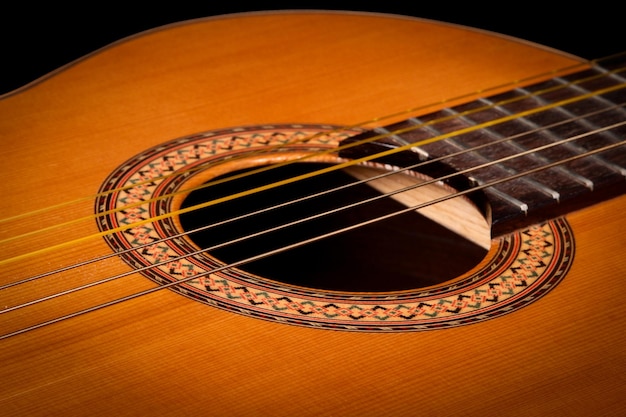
[1,3,623,95]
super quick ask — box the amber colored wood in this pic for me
[1,11,625,417]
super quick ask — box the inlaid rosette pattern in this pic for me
[96,125,574,332]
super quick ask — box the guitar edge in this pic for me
[1,11,625,417]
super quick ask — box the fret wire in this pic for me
[476,95,596,190]
[522,79,626,177]
[440,106,562,200]
[419,130,539,213]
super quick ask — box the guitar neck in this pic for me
[341,54,626,237]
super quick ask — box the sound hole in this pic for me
[179,162,488,292]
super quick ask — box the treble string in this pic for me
[3,98,622,296]
[5,98,622,292]
[4,115,625,314]
[2,136,623,340]
[1,61,623,252]
[2,76,626,269]
[2,52,625,338]
[1,72,625,268]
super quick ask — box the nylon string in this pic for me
[4,116,625,314]
[1,71,625,267]
[3,98,622,292]
[1,55,625,338]
[1,137,623,340]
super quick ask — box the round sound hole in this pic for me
[96,124,574,332]
[179,162,489,292]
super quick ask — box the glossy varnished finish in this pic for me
[1,11,625,417]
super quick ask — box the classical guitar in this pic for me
[1,11,625,416]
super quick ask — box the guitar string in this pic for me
[0,58,617,234]
[2,76,620,312]
[0,62,626,243]
[5,53,622,228]
[1,72,624,268]
[2,55,620,334]
[2,139,623,340]
[0,59,590,225]
[4,117,624,314]
[3,100,622,293]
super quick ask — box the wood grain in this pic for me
[1,11,624,417]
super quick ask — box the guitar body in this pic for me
[1,11,625,416]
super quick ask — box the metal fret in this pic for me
[440,105,563,200]
[524,76,626,176]
[411,112,558,219]
[476,95,595,190]
[339,59,626,236]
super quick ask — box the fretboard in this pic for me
[340,54,626,237]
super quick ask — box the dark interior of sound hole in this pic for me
[179,162,487,292]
